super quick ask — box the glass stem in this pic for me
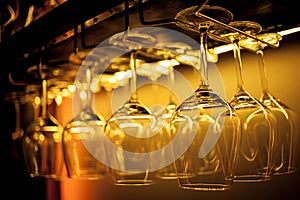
[232,40,246,93]
[84,66,93,112]
[14,98,21,131]
[33,96,40,120]
[41,79,48,119]
[130,50,138,103]
[12,96,23,140]
[198,28,209,88]
[256,49,270,96]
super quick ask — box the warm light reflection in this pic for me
[68,85,76,93]
[62,88,70,97]
[210,44,234,54]
[34,96,41,105]
[42,126,59,132]
[176,54,198,65]
[80,91,87,101]
[209,27,300,55]
[70,127,91,134]
[37,133,45,141]
[176,51,218,64]
[48,91,55,100]
[91,82,98,93]
[279,26,300,36]
[55,93,63,106]
[53,132,62,142]
[157,59,180,67]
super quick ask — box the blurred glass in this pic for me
[105,31,158,186]
[62,65,107,180]
[209,21,277,182]
[23,79,64,179]
[239,32,299,175]
[170,5,241,191]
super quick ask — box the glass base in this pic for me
[113,179,155,186]
[43,174,61,180]
[29,173,61,180]
[234,174,271,182]
[273,167,297,175]
[69,174,106,180]
[156,172,178,180]
[29,173,43,179]
[179,183,232,191]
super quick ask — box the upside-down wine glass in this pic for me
[104,30,159,186]
[2,90,26,176]
[134,46,181,180]
[153,95,178,180]
[22,71,64,179]
[62,59,107,180]
[152,42,217,180]
[170,5,241,191]
[9,91,25,175]
[208,20,277,182]
[239,32,299,175]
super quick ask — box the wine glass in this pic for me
[208,21,277,182]
[22,76,64,179]
[239,32,299,175]
[2,90,26,176]
[104,30,159,186]
[169,5,241,191]
[153,95,179,180]
[11,92,25,144]
[62,61,107,179]
[146,46,182,180]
